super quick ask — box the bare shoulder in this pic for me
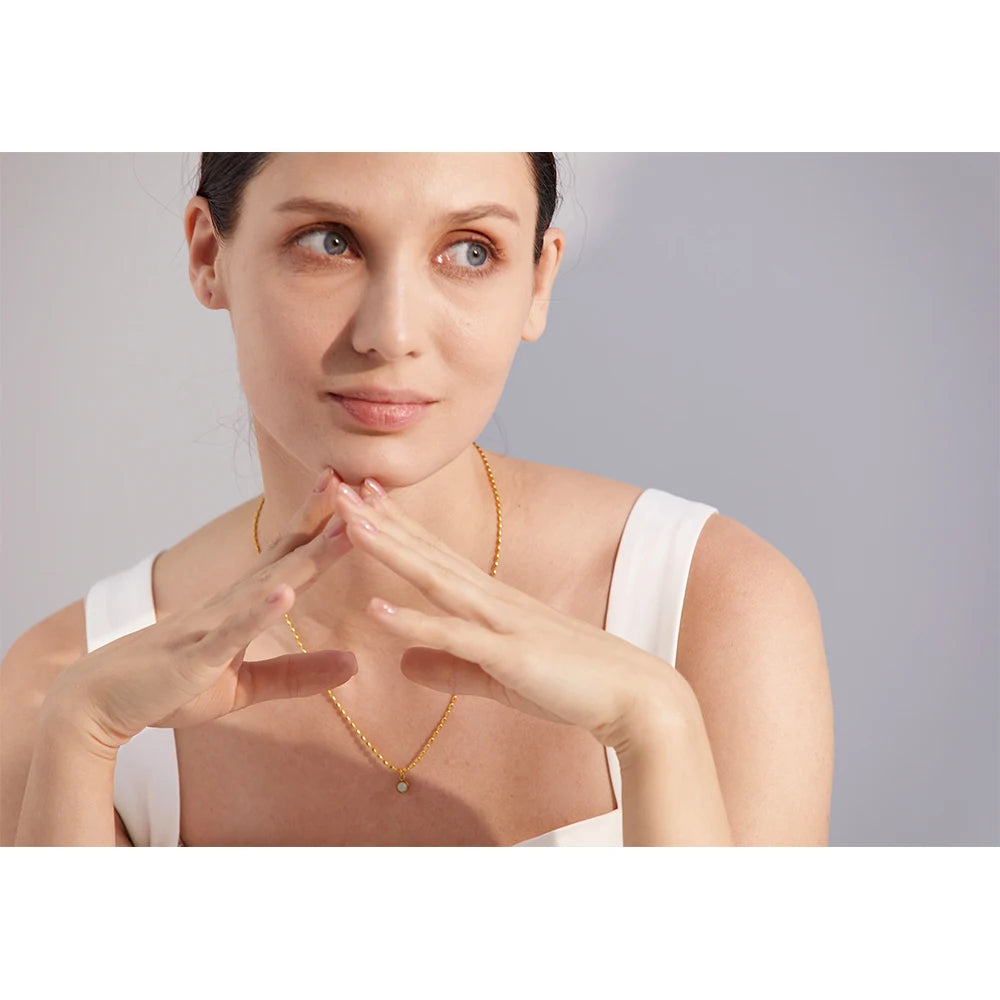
[678,511,823,689]
[676,512,834,845]
[485,450,645,527]
[687,511,812,597]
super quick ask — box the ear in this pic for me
[521,227,565,344]
[184,195,230,311]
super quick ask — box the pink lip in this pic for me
[329,386,436,404]
[329,393,432,429]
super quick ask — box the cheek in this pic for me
[438,303,528,427]
[229,272,345,383]
[442,281,531,379]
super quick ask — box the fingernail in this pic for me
[314,467,335,493]
[337,482,364,505]
[373,598,396,615]
[362,477,387,499]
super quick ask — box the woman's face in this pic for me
[194,153,564,488]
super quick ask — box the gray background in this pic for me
[1,153,997,846]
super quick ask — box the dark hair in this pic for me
[195,153,560,264]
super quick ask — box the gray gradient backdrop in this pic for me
[1,153,997,846]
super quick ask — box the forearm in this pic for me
[15,706,118,846]
[617,702,733,847]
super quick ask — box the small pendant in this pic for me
[396,777,410,794]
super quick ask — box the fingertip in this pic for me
[361,477,387,503]
[264,583,291,607]
[313,466,336,494]
[328,651,358,685]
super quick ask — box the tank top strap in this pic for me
[605,488,719,666]
[602,488,719,818]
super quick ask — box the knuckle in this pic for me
[425,576,448,604]
[166,620,211,657]
[465,594,497,629]
[423,616,450,647]
[465,584,509,631]
[200,586,231,613]
[182,590,250,650]
[193,606,245,654]
[278,527,314,554]
[262,537,292,562]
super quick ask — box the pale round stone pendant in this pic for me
[396,779,410,793]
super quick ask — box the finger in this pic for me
[366,597,522,686]
[339,482,489,591]
[233,649,358,711]
[347,514,503,626]
[185,549,347,670]
[399,647,562,724]
[258,464,346,562]
[334,486,520,629]
[400,646,508,702]
[357,477,541,616]
[197,472,355,628]
[359,477,487,571]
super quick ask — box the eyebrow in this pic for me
[273,197,520,228]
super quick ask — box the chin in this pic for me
[315,434,457,492]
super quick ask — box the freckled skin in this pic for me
[184,152,565,650]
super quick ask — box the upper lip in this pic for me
[329,386,436,404]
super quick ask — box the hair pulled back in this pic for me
[195,153,559,264]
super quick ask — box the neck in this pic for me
[251,435,501,653]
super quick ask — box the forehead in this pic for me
[244,153,535,230]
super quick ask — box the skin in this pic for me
[186,153,563,659]
[179,151,730,845]
[6,152,833,847]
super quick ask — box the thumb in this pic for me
[235,650,358,709]
[399,647,500,700]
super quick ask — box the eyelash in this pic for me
[289,224,504,278]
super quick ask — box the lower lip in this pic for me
[329,394,433,429]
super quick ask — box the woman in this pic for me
[4,153,834,846]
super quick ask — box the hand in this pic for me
[45,468,359,753]
[331,478,701,751]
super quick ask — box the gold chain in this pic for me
[252,442,502,793]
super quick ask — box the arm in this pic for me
[324,481,833,847]
[1,609,134,846]
[15,702,120,846]
[5,473,359,848]
[617,699,735,846]
[619,515,834,846]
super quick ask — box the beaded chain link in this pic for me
[252,442,502,792]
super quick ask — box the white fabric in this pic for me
[85,488,718,846]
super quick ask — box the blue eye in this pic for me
[451,240,490,268]
[297,228,350,256]
[293,227,498,276]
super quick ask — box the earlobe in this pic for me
[184,196,229,311]
[521,227,565,344]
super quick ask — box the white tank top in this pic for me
[85,487,718,846]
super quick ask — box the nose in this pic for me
[349,262,425,361]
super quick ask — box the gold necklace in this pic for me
[252,442,502,794]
